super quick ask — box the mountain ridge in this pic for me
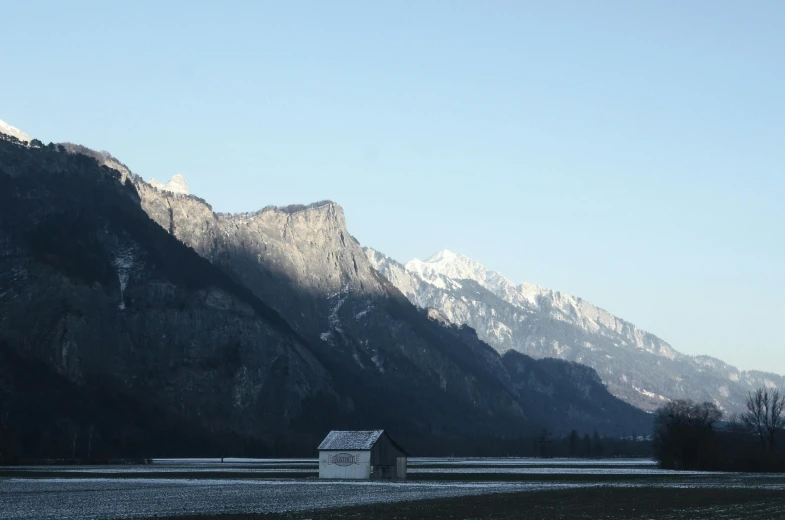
[366,247,785,413]
[0,123,651,459]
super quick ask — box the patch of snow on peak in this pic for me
[424,250,461,263]
[149,174,190,195]
[407,250,499,289]
[165,174,190,195]
[0,120,31,143]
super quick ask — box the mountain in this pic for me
[0,120,31,143]
[0,122,650,459]
[131,175,650,444]
[366,249,785,414]
[0,136,344,458]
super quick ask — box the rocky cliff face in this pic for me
[134,185,528,443]
[366,248,785,413]
[0,140,344,456]
[131,174,650,441]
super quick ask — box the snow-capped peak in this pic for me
[149,174,190,195]
[424,249,463,263]
[0,120,31,143]
[368,246,785,414]
[407,250,505,289]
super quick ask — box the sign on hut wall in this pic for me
[328,453,360,466]
[318,450,370,479]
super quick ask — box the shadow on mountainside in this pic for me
[0,139,650,460]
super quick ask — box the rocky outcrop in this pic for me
[149,174,190,195]
[366,248,785,413]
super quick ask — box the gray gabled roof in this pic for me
[318,430,385,451]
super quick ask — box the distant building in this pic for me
[318,430,408,480]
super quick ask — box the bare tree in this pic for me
[742,387,785,451]
[767,389,785,449]
[654,399,723,470]
[743,389,767,447]
[693,401,723,428]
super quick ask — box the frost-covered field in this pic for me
[410,457,657,466]
[9,466,314,474]
[1,458,784,520]
[154,458,314,464]
[411,467,714,475]
[0,478,574,519]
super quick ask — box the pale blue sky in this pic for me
[2,1,783,373]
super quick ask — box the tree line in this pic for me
[654,387,785,471]
[399,429,651,459]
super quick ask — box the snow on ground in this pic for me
[3,458,784,519]
[14,467,315,474]
[0,478,580,519]
[154,458,314,464]
[410,467,714,475]
[409,457,657,466]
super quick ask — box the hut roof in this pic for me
[318,430,385,451]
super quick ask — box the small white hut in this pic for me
[318,430,408,480]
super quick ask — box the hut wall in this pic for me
[370,433,407,466]
[318,450,371,479]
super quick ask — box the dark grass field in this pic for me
[3,459,785,519]
[156,487,785,520]
[0,469,311,480]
